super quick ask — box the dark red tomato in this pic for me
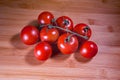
[57,33,78,54]
[56,16,73,31]
[73,23,92,42]
[40,26,59,43]
[79,41,98,58]
[38,11,54,25]
[34,42,52,61]
[20,26,39,45]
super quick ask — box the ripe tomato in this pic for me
[20,25,39,45]
[40,26,59,43]
[38,11,54,25]
[57,33,78,54]
[73,23,92,42]
[79,41,98,58]
[56,16,73,31]
[34,42,52,61]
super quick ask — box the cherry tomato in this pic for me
[40,26,59,43]
[38,11,54,25]
[73,23,92,42]
[56,16,73,31]
[57,33,78,54]
[79,41,98,58]
[34,42,52,61]
[20,25,39,45]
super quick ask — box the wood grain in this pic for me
[0,0,120,80]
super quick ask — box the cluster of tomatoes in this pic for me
[20,11,98,61]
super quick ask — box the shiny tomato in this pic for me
[56,16,73,31]
[73,23,92,42]
[57,33,78,54]
[40,26,59,43]
[20,25,39,45]
[38,11,54,25]
[34,42,52,61]
[79,41,98,58]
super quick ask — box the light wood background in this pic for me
[0,0,120,80]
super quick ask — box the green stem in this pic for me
[84,26,90,36]
[64,34,74,43]
[54,26,88,40]
[39,24,88,40]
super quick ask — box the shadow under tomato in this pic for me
[74,50,92,63]
[27,20,41,30]
[25,49,44,65]
[10,20,40,50]
[50,43,70,61]
[10,33,29,49]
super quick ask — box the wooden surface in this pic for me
[0,0,120,80]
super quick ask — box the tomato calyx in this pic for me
[46,25,55,32]
[39,24,89,40]
[63,20,69,26]
[64,36,71,43]
[83,26,90,36]
[51,18,56,23]
[64,34,73,43]
[55,26,88,40]
[20,11,98,60]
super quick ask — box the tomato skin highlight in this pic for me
[20,26,39,45]
[20,11,99,61]
[79,41,98,58]
[38,11,54,25]
[73,23,92,42]
[56,16,73,32]
[40,26,59,43]
[34,42,52,61]
[57,33,78,54]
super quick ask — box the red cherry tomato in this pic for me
[57,33,78,54]
[34,42,52,61]
[38,11,54,25]
[40,26,59,43]
[56,16,73,31]
[20,26,39,45]
[73,23,92,42]
[79,41,98,58]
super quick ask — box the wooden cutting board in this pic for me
[0,0,120,80]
